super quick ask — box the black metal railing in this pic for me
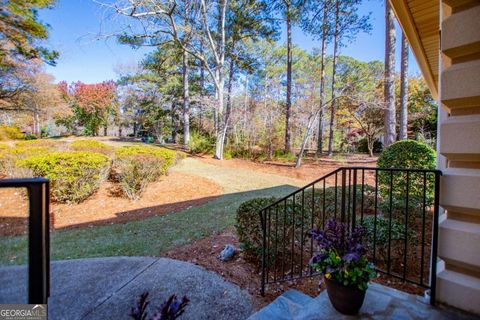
[259,167,441,305]
[0,178,50,304]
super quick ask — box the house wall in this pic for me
[436,0,480,314]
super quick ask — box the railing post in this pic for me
[430,172,441,306]
[260,209,266,297]
[27,181,49,304]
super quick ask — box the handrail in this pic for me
[259,167,441,306]
[0,178,50,304]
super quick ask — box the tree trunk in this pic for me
[296,110,320,168]
[182,1,191,147]
[284,5,293,154]
[213,0,227,160]
[224,52,235,148]
[316,0,328,156]
[214,84,225,159]
[103,125,107,136]
[384,0,397,147]
[327,0,339,157]
[182,47,190,147]
[399,33,409,140]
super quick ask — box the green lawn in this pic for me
[0,158,304,265]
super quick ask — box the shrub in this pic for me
[377,140,436,218]
[188,131,214,155]
[235,197,313,264]
[301,185,377,224]
[0,125,24,140]
[116,145,178,174]
[115,154,164,200]
[18,151,111,203]
[273,150,296,162]
[357,138,382,154]
[235,197,277,260]
[70,140,113,155]
[24,133,38,140]
[130,292,189,320]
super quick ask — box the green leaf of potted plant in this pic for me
[310,219,376,315]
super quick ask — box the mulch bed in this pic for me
[0,171,223,236]
[162,227,429,310]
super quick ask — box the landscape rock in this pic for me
[220,244,236,261]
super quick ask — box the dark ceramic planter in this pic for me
[325,278,367,315]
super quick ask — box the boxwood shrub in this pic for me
[235,197,314,265]
[18,151,111,203]
[377,140,436,219]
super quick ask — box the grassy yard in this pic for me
[0,157,305,265]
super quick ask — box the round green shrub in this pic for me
[377,140,436,170]
[235,196,314,265]
[235,197,277,261]
[18,151,111,203]
[377,140,436,218]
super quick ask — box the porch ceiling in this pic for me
[390,0,439,99]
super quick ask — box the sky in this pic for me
[39,0,421,84]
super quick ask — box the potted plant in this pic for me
[310,219,376,315]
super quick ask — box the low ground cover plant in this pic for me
[18,151,111,203]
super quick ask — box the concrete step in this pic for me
[247,289,313,320]
[437,268,480,314]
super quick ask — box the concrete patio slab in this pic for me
[0,257,254,320]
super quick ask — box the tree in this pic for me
[110,0,276,159]
[69,81,117,136]
[399,33,409,140]
[0,0,59,108]
[384,0,396,146]
[19,71,68,136]
[299,0,370,158]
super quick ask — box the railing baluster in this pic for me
[373,170,378,264]
[361,169,365,224]
[291,195,296,279]
[282,199,287,280]
[274,205,279,282]
[430,172,441,306]
[387,171,393,274]
[266,208,270,283]
[341,169,346,223]
[334,172,338,219]
[403,172,409,281]
[352,169,357,230]
[322,179,326,228]
[310,185,315,275]
[300,190,305,277]
[420,172,427,286]
[260,208,266,296]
